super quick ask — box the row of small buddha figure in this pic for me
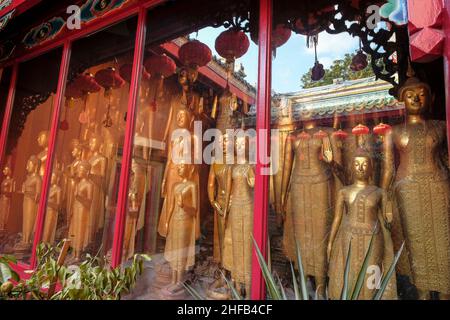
[275,75,450,300]
[0,128,112,260]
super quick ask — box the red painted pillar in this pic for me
[111,7,147,268]
[251,0,272,300]
[444,0,450,159]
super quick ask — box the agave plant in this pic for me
[185,229,404,300]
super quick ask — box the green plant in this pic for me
[185,230,404,300]
[0,242,151,300]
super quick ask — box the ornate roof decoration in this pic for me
[245,76,404,126]
[0,8,13,31]
[80,0,128,23]
[22,17,65,49]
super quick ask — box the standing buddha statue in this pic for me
[0,166,15,232]
[20,156,42,246]
[281,113,337,296]
[381,74,450,299]
[42,172,62,244]
[71,161,94,261]
[36,130,49,177]
[87,136,107,243]
[162,162,198,297]
[327,148,397,300]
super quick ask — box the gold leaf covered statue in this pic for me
[42,172,62,244]
[20,156,42,246]
[162,162,198,297]
[0,166,15,232]
[327,148,397,300]
[36,130,49,178]
[281,116,336,296]
[71,161,93,260]
[66,139,82,230]
[87,136,107,243]
[225,135,255,299]
[381,74,450,299]
[206,133,233,299]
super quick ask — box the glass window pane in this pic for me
[0,49,62,264]
[124,0,258,300]
[41,17,137,264]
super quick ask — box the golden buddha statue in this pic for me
[226,135,255,299]
[20,156,42,245]
[36,130,49,177]
[71,161,94,260]
[123,160,146,260]
[66,139,82,227]
[158,108,199,239]
[327,148,397,300]
[381,74,450,299]
[162,162,199,296]
[272,97,295,226]
[0,166,15,232]
[281,115,337,296]
[87,136,107,243]
[206,133,234,299]
[42,172,62,244]
[214,85,238,134]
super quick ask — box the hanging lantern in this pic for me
[144,54,176,111]
[373,122,392,135]
[332,129,349,140]
[311,61,325,81]
[73,73,101,94]
[293,6,334,36]
[313,130,327,139]
[215,28,250,64]
[144,54,176,78]
[251,24,291,55]
[95,67,125,128]
[59,119,69,131]
[350,50,368,72]
[352,123,370,135]
[179,39,212,69]
[119,63,151,84]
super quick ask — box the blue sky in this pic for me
[194,27,360,94]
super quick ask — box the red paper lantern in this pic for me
[95,67,125,91]
[144,54,176,78]
[352,124,370,135]
[298,130,311,140]
[179,40,212,69]
[59,119,69,131]
[119,63,150,83]
[73,73,101,94]
[215,29,250,63]
[373,122,392,135]
[272,24,292,49]
[294,6,334,36]
[332,129,349,140]
[313,130,328,139]
[350,50,368,72]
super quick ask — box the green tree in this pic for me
[301,53,374,89]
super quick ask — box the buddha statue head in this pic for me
[88,136,101,153]
[176,108,191,130]
[398,76,433,116]
[2,166,11,177]
[76,161,91,179]
[352,147,373,182]
[26,155,41,174]
[37,131,49,148]
[219,86,238,112]
[176,161,194,179]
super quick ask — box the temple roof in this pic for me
[246,76,404,126]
